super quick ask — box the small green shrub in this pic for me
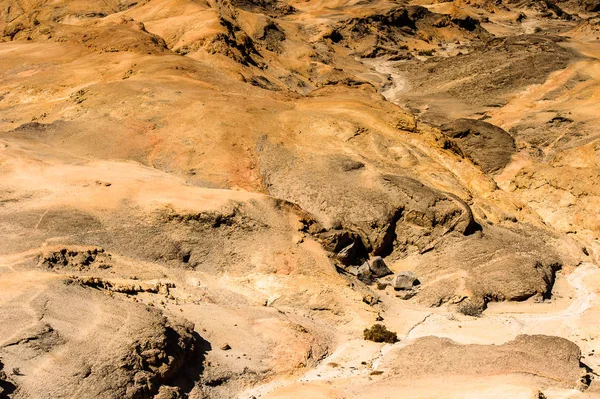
[363,324,397,343]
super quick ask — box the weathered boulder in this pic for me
[396,289,417,300]
[357,262,373,282]
[369,256,393,277]
[319,230,368,266]
[393,271,420,290]
[347,265,360,276]
[337,242,362,266]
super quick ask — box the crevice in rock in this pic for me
[165,332,212,396]
[371,208,404,257]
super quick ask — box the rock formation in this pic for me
[0,0,599,397]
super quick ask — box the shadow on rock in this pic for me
[0,360,17,399]
[168,332,212,396]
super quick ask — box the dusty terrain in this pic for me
[0,0,600,397]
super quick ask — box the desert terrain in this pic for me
[0,0,600,397]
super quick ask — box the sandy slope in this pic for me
[1,0,600,398]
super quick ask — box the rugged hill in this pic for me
[1,0,600,398]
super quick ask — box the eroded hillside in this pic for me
[1,0,600,398]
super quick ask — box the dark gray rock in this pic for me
[337,242,360,266]
[369,257,392,277]
[440,118,516,174]
[319,230,368,266]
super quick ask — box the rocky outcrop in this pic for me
[229,0,296,17]
[0,282,199,399]
[440,119,516,174]
[116,317,197,398]
[396,34,576,119]
[0,360,16,398]
[325,6,490,58]
[261,142,479,264]
[511,164,600,234]
[369,257,392,278]
[404,224,563,310]
[71,276,176,296]
[186,17,261,67]
[38,247,111,271]
[582,0,600,11]
[383,335,589,389]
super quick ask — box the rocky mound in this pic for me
[230,0,296,16]
[37,247,111,271]
[2,14,169,54]
[396,34,576,120]
[0,280,197,399]
[260,144,479,263]
[0,0,599,396]
[397,224,563,310]
[383,335,589,389]
[0,0,139,25]
[440,118,516,174]
[506,0,574,19]
[324,5,491,58]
